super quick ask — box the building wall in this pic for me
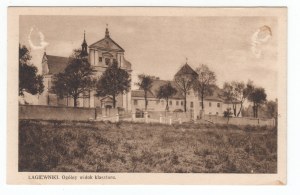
[131,97,185,112]
[19,105,95,121]
[203,100,223,116]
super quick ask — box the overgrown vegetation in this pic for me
[19,120,277,173]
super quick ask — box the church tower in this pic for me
[81,31,88,57]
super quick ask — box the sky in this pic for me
[19,15,278,100]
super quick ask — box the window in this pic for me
[181,101,183,106]
[99,57,102,62]
[187,92,190,95]
[169,100,172,106]
[209,102,212,107]
[217,103,220,107]
[133,100,138,105]
[209,112,212,115]
[105,58,110,65]
[176,101,179,106]
[190,101,194,108]
[216,112,219,115]
[113,59,118,65]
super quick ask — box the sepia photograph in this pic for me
[7,7,287,184]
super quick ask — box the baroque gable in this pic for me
[89,37,125,52]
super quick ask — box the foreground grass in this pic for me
[19,120,277,173]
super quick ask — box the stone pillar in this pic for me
[116,114,119,122]
[169,116,172,125]
[159,114,163,124]
[132,112,136,122]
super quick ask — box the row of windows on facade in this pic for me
[133,99,221,108]
[98,57,118,65]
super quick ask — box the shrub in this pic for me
[244,125,257,132]
[18,119,277,173]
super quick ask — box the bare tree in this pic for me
[135,74,153,111]
[174,64,197,112]
[222,82,238,116]
[193,64,216,110]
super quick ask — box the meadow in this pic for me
[19,120,277,173]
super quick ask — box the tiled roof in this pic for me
[174,63,198,77]
[46,55,69,75]
[131,90,156,98]
[132,80,184,99]
[122,56,132,70]
[150,80,184,99]
[203,85,224,102]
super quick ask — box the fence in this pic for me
[204,114,276,126]
[19,105,275,126]
[130,111,192,124]
[147,111,192,123]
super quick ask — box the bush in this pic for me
[18,119,277,173]
[244,125,257,132]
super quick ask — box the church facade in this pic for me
[38,27,132,111]
[37,27,240,118]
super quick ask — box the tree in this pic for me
[135,74,153,111]
[222,80,254,117]
[52,49,96,107]
[174,65,197,112]
[265,99,278,118]
[156,82,177,111]
[222,82,237,116]
[96,61,131,108]
[19,44,44,96]
[223,108,233,124]
[266,99,278,128]
[193,64,216,110]
[237,80,254,117]
[248,87,267,118]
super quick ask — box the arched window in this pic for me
[105,58,110,65]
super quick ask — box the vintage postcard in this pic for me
[7,7,287,184]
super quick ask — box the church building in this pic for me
[38,27,132,111]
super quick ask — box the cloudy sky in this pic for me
[19,16,278,100]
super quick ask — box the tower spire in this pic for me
[81,30,88,57]
[105,24,110,38]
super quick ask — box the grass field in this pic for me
[19,120,277,173]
